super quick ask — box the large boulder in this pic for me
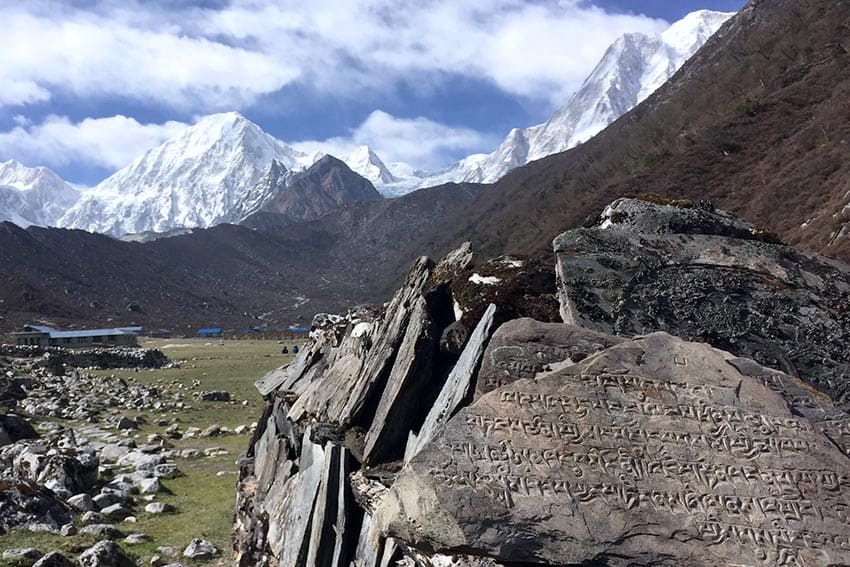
[0,478,74,533]
[554,197,850,411]
[13,446,99,498]
[77,541,135,567]
[0,415,38,446]
[376,330,850,566]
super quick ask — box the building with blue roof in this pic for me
[197,328,223,337]
[13,325,141,347]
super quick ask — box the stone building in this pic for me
[12,325,141,347]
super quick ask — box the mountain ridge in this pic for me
[0,160,79,228]
[0,10,729,234]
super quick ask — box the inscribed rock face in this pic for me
[475,318,623,399]
[377,330,850,567]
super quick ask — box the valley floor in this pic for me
[0,338,298,566]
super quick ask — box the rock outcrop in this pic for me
[236,199,850,566]
[554,197,850,411]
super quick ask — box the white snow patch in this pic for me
[469,273,502,285]
[453,299,464,322]
[598,203,617,229]
[351,322,372,338]
[502,257,524,268]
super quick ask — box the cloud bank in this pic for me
[0,1,668,177]
[0,115,188,171]
[295,110,497,170]
[0,1,666,111]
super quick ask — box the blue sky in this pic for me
[0,0,746,185]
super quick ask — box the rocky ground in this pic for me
[235,198,850,567]
[0,340,288,567]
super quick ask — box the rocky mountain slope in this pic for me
[0,160,79,228]
[451,0,850,265]
[255,156,383,223]
[235,198,850,566]
[0,182,482,334]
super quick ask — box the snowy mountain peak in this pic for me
[58,113,313,235]
[662,10,736,56]
[341,145,397,185]
[377,9,734,192]
[0,160,79,228]
[0,159,73,193]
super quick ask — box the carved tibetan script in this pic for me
[414,331,850,566]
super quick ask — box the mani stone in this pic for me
[475,317,624,399]
[376,329,850,566]
[553,197,850,413]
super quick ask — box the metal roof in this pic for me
[197,328,223,334]
[14,325,140,338]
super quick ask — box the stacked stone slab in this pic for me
[235,243,508,566]
[237,198,850,566]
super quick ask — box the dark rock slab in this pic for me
[554,197,850,412]
[201,390,230,402]
[270,428,326,567]
[1,548,43,567]
[31,552,75,567]
[475,318,624,399]
[407,303,496,461]
[0,414,37,446]
[363,298,436,464]
[288,257,433,424]
[377,331,850,566]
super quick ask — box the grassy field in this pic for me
[0,338,298,566]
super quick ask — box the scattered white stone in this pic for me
[468,273,502,285]
[145,502,175,515]
[182,539,218,560]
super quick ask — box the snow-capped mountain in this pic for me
[376,9,734,193]
[59,112,314,235]
[341,146,397,185]
[3,9,733,233]
[0,160,80,227]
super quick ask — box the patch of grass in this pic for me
[627,193,695,208]
[0,339,296,566]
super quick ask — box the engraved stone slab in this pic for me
[376,331,850,566]
[475,318,624,399]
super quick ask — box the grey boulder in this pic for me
[78,541,135,567]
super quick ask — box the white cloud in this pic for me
[0,4,299,109]
[0,115,188,170]
[0,1,668,111]
[201,0,668,105]
[295,110,497,170]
